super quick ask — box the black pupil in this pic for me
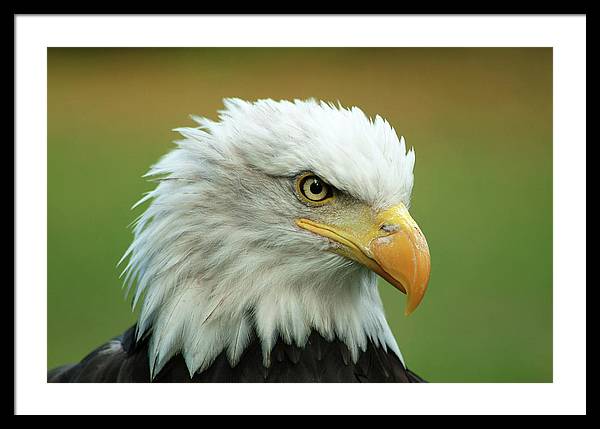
[309,179,323,195]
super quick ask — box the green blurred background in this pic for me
[47,48,552,382]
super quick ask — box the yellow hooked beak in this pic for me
[296,203,431,315]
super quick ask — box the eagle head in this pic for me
[120,98,431,378]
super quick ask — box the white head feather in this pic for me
[119,98,416,378]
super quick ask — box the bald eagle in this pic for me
[48,98,431,383]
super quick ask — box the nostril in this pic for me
[380,224,400,234]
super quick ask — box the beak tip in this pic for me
[403,285,428,316]
[403,302,418,317]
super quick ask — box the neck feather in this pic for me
[135,261,402,379]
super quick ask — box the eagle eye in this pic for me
[296,174,334,204]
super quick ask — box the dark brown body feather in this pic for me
[48,325,425,383]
